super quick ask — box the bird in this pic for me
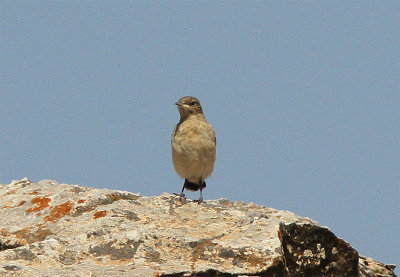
[171,96,216,203]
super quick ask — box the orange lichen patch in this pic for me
[44,201,74,223]
[93,210,107,219]
[77,199,86,204]
[277,229,282,241]
[30,191,39,195]
[26,196,51,213]
[18,200,27,207]
[1,205,13,209]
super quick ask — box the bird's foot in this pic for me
[173,192,186,202]
[193,196,204,204]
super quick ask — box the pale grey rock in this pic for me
[0,178,396,276]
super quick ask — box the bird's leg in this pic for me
[179,182,186,200]
[195,178,204,204]
[197,188,203,204]
[174,180,186,201]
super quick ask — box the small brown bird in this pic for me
[171,96,216,203]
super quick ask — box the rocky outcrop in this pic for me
[0,178,396,277]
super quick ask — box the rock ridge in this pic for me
[0,178,396,277]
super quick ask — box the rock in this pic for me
[279,223,359,276]
[0,178,396,276]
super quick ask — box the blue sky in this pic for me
[1,1,398,269]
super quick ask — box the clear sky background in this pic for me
[1,1,398,270]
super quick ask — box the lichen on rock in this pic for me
[0,178,396,276]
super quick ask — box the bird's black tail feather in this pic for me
[184,179,206,191]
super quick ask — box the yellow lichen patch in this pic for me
[104,192,139,202]
[26,196,51,213]
[44,201,74,223]
[4,189,19,196]
[14,227,32,240]
[14,225,53,244]
[93,210,107,219]
[106,192,122,202]
[190,239,217,272]
[242,253,267,268]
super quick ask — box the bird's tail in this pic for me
[184,179,206,191]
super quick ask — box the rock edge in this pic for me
[0,178,396,277]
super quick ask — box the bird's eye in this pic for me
[190,101,197,106]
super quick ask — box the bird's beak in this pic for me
[175,102,188,109]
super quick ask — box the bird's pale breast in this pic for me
[171,116,216,183]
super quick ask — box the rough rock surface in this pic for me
[0,178,396,277]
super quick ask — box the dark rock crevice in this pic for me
[0,241,22,252]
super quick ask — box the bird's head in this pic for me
[175,96,204,119]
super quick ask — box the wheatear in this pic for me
[171,96,216,203]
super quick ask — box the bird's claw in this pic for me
[193,197,204,204]
[173,193,186,202]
